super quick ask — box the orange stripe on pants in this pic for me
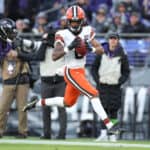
[64,67,98,106]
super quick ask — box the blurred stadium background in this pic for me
[0,0,150,148]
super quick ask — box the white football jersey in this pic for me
[55,25,95,68]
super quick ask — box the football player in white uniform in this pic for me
[23,5,119,135]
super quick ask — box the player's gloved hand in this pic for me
[12,36,23,48]
[85,40,93,52]
[68,37,81,50]
[85,40,96,52]
[42,29,56,47]
[42,33,49,44]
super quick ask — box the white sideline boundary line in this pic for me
[0,139,150,148]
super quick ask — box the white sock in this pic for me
[100,129,107,136]
[106,122,114,129]
[36,97,64,107]
[90,97,113,129]
[96,129,108,141]
[90,97,108,120]
[109,134,117,142]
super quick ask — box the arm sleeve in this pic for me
[18,42,47,61]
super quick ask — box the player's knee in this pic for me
[90,89,99,98]
[64,101,74,107]
[90,92,99,100]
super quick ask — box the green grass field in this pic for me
[1,144,149,150]
[0,137,150,150]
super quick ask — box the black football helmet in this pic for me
[0,18,17,42]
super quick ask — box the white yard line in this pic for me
[0,139,150,148]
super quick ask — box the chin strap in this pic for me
[69,27,82,35]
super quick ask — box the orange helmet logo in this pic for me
[66,5,85,20]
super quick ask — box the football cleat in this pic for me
[108,123,126,135]
[95,134,109,142]
[22,96,39,112]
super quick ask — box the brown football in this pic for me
[75,39,87,56]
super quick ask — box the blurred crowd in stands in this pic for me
[0,0,149,34]
[0,0,149,140]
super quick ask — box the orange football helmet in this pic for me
[66,5,85,34]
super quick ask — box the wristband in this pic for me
[92,47,96,53]
[64,47,69,53]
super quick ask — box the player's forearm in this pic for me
[91,39,104,54]
[94,45,104,55]
[18,42,47,61]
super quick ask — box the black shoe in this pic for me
[40,135,51,139]
[108,124,126,135]
[15,133,27,139]
[22,96,39,112]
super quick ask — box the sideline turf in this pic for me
[0,137,150,150]
[0,144,150,150]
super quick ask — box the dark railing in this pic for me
[19,33,150,68]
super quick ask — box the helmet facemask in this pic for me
[68,19,83,35]
[0,18,17,42]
